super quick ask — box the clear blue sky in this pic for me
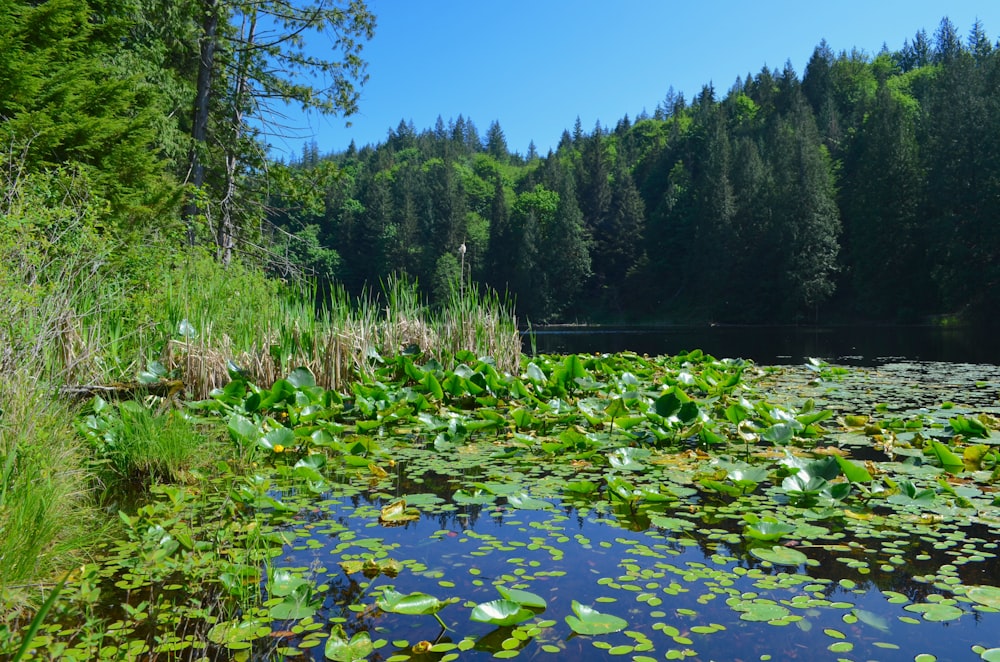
[266,1,1000,159]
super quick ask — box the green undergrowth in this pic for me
[5,350,1000,659]
[2,170,520,621]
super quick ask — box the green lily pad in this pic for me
[469,599,534,627]
[967,586,1000,609]
[324,625,373,661]
[496,586,547,609]
[749,545,809,566]
[565,600,628,635]
[904,602,964,622]
[734,601,790,622]
[207,619,267,648]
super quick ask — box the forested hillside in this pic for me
[2,2,998,325]
[271,18,1000,324]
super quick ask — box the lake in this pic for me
[525,325,1000,366]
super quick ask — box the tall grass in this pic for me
[1,162,522,608]
[159,268,521,398]
[0,381,100,607]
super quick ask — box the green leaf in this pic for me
[228,414,259,443]
[565,600,627,635]
[928,439,965,473]
[506,493,553,510]
[749,545,809,566]
[967,585,1000,609]
[422,372,444,400]
[762,423,794,445]
[834,456,873,483]
[525,362,547,384]
[496,586,547,609]
[268,569,310,597]
[469,599,534,626]
[608,447,647,471]
[744,518,796,541]
[377,589,456,617]
[654,390,682,418]
[261,426,295,451]
[287,367,316,388]
[207,619,266,647]
[324,625,373,661]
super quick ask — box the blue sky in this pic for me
[266,1,1000,159]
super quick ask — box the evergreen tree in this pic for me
[840,79,927,318]
[0,0,171,227]
[485,120,508,161]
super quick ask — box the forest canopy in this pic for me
[3,4,998,325]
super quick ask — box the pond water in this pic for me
[38,351,1000,662]
[243,358,1000,662]
[526,325,1000,367]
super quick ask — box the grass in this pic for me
[0,376,100,607]
[0,162,521,625]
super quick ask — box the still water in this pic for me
[525,325,1000,366]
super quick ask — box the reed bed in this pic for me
[161,272,521,399]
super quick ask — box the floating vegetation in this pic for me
[6,352,1000,660]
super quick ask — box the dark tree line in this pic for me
[271,18,1000,324]
[274,19,1000,322]
[8,4,992,326]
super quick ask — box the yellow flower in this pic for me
[273,444,285,453]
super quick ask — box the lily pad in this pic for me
[904,602,964,622]
[324,626,373,661]
[469,599,534,627]
[749,545,809,566]
[967,586,1000,609]
[565,600,628,635]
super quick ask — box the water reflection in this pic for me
[272,480,1000,662]
[526,325,1000,366]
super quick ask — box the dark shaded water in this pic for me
[525,325,1000,366]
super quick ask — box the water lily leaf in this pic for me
[525,362,547,384]
[268,569,310,597]
[496,586,547,609]
[422,372,444,400]
[261,427,295,451]
[608,447,647,470]
[734,601,790,622]
[749,545,809,566]
[377,589,456,617]
[649,515,696,531]
[511,408,537,429]
[454,489,495,505]
[927,439,965,473]
[207,619,266,647]
[887,480,936,506]
[379,499,420,524]
[835,456,873,482]
[904,602,964,622]
[269,583,318,620]
[469,599,534,626]
[506,493,553,511]
[654,389,687,418]
[967,586,1000,609]
[565,600,627,635]
[743,517,796,541]
[286,367,316,388]
[762,423,794,445]
[228,414,258,443]
[564,480,599,495]
[950,415,990,439]
[324,626,373,661]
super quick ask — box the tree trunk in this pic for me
[183,0,220,246]
[217,9,255,266]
